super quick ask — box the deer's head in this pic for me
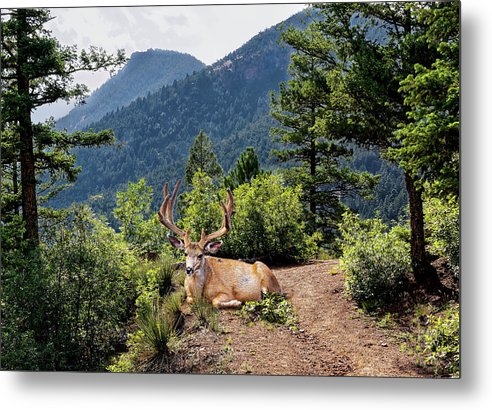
[158,179,234,277]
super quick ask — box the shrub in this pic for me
[223,173,320,263]
[177,171,225,241]
[41,206,136,370]
[339,212,410,309]
[191,297,220,331]
[1,217,50,370]
[113,178,169,256]
[424,196,460,276]
[419,304,460,377]
[131,254,180,310]
[240,292,298,329]
[179,172,319,263]
[136,298,176,355]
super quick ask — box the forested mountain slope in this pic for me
[51,13,308,216]
[51,11,406,224]
[56,49,205,132]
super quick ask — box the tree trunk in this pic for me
[404,172,439,286]
[13,160,19,215]
[17,10,39,246]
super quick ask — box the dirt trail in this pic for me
[176,260,432,377]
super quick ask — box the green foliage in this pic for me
[339,212,410,309]
[106,330,147,373]
[389,1,460,198]
[191,297,220,332]
[41,206,136,370]
[222,173,320,263]
[178,171,225,241]
[113,178,168,256]
[110,254,184,371]
[240,292,297,330]
[136,298,176,355]
[419,305,460,377]
[424,196,460,275]
[184,130,223,186]
[131,254,180,310]
[178,172,318,263]
[224,147,264,190]
[1,206,136,371]
[270,27,379,240]
[1,218,48,369]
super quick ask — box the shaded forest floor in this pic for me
[138,260,458,377]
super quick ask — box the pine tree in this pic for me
[285,2,459,286]
[184,130,223,185]
[270,26,377,240]
[1,8,126,246]
[224,147,264,190]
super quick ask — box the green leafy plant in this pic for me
[191,297,220,332]
[419,304,460,377]
[240,292,297,329]
[136,298,176,355]
[223,173,320,263]
[339,212,410,309]
[424,195,460,276]
[113,178,169,256]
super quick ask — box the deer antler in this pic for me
[158,179,186,238]
[200,189,234,245]
[158,179,234,246]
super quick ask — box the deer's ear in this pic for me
[168,235,184,250]
[205,241,222,254]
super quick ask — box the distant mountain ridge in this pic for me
[56,49,205,132]
[51,11,311,219]
[51,9,407,225]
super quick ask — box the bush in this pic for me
[339,212,410,309]
[40,206,136,370]
[114,178,169,256]
[1,217,50,370]
[240,292,297,329]
[179,172,319,263]
[223,173,320,263]
[177,171,225,242]
[419,304,460,377]
[191,297,220,331]
[136,298,176,355]
[424,196,460,276]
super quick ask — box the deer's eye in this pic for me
[197,254,203,260]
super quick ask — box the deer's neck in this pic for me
[189,260,208,298]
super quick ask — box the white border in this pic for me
[1,1,490,409]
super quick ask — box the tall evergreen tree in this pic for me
[270,26,377,239]
[224,147,264,190]
[389,1,460,199]
[282,2,459,286]
[184,130,223,185]
[1,8,126,246]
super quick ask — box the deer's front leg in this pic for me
[212,294,242,309]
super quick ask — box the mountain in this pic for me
[56,49,205,132]
[51,12,310,217]
[51,10,407,225]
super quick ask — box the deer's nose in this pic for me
[186,267,194,276]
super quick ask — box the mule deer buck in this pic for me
[158,179,282,308]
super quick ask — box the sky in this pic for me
[20,1,308,122]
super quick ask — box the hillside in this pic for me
[56,49,205,132]
[50,12,307,216]
[51,10,406,224]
